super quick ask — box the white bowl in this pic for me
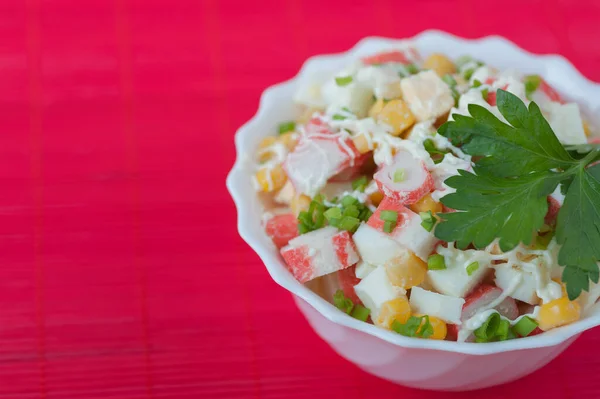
[226,30,600,391]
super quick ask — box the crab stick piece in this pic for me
[281,227,359,283]
[373,150,434,205]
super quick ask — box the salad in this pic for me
[252,45,600,342]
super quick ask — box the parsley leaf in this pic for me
[556,164,600,299]
[440,90,575,177]
[436,170,561,251]
[435,89,600,299]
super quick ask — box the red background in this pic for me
[1,0,599,397]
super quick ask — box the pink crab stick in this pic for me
[281,227,360,283]
[373,150,434,205]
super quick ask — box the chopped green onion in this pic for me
[513,316,539,337]
[495,319,511,341]
[464,68,475,81]
[405,63,419,74]
[451,87,460,107]
[333,290,354,314]
[343,205,360,218]
[380,210,398,223]
[442,74,457,87]
[466,261,479,276]
[393,168,405,182]
[383,220,396,233]
[472,79,482,88]
[392,315,433,338]
[524,74,542,99]
[419,211,436,232]
[352,176,368,192]
[351,304,371,321]
[481,88,489,101]
[339,216,360,232]
[455,55,474,69]
[278,121,296,134]
[341,196,358,208]
[324,207,342,221]
[474,312,501,341]
[332,114,347,120]
[427,254,446,270]
[359,208,373,222]
[335,76,353,86]
[297,196,329,234]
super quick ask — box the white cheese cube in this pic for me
[390,208,438,262]
[352,223,406,266]
[294,83,326,109]
[547,103,587,145]
[400,70,454,121]
[409,286,465,325]
[494,265,540,305]
[355,260,377,279]
[321,79,374,118]
[356,64,403,100]
[354,266,403,318]
[274,181,295,205]
[427,260,489,298]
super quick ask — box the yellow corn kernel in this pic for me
[369,191,384,207]
[291,194,311,216]
[278,132,298,151]
[257,136,278,163]
[255,164,287,193]
[409,194,443,215]
[423,53,456,77]
[414,314,447,340]
[376,296,411,329]
[376,99,416,136]
[536,297,581,331]
[369,98,386,118]
[385,251,427,289]
[352,133,372,154]
[583,121,592,137]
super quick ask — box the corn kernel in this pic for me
[377,99,415,136]
[369,191,384,207]
[279,132,298,151]
[385,251,427,289]
[352,133,372,154]
[369,98,386,118]
[409,194,442,215]
[423,53,457,77]
[414,314,447,340]
[376,296,411,329]
[255,164,287,193]
[257,136,278,163]
[536,297,581,331]
[291,194,311,216]
[583,121,592,137]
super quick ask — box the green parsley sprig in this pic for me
[435,89,600,299]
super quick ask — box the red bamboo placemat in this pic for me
[0,0,599,397]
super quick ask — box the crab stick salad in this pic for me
[253,45,600,342]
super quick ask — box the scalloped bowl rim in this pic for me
[226,30,600,355]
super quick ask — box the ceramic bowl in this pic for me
[226,30,600,391]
